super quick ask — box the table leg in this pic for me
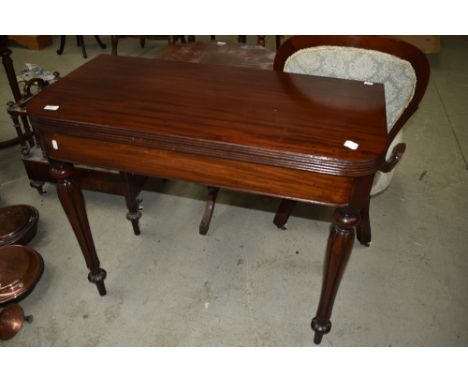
[199,186,219,235]
[56,36,66,55]
[120,172,145,235]
[94,36,107,49]
[111,36,118,56]
[273,199,296,229]
[257,35,266,47]
[50,161,107,296]
[9,110,29,156]
[311,207,359,344]
[356,197,371,246]
[30,180,46,195]
[78,36,88,59]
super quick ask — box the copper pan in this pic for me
[0,303,33,340]
[0,205,39,246]
[0,245,44,303]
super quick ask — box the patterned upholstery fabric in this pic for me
[284,46,417,195]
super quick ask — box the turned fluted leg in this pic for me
[50,161,107,296]
[199,187,219,235]
[312,207,359,344]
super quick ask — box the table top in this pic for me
[28,55,387,176]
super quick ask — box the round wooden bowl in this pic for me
[0,245,44,304]
[0,205,39,246]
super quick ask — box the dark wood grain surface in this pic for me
[28,55,387,176]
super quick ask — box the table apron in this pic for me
[42,132,354,206]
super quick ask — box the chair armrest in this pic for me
[380,143,406,173]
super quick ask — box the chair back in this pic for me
[274,36,430,147]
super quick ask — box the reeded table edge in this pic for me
[32,117,384,177]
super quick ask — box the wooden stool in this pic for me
[0,205,39,246]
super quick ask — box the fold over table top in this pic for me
[28,55,387,176]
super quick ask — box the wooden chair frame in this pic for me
[272,35,430,245]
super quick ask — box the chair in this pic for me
[158,36,278,235]
[271,35,430,245]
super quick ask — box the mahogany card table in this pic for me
[27,55,387,344]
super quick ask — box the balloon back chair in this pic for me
[272,35,430,245]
